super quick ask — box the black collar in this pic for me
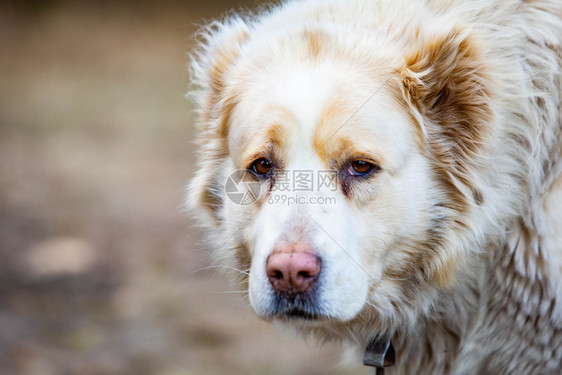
[363,338,396,374]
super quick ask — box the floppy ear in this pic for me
[190,17,250,102]
[188,17,250,225]
[400,28,493,197]
[400,29,493,288]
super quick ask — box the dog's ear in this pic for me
[400,29,493,288]
[188,17,250,225]
[190,17,250,102]
[400,28,493,174]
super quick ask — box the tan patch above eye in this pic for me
[266,123,289,148]
[313,98,354,163]
[302,29,328,59]
[235,107,295,168]
[314,136,354,166]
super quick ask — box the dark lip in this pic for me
[267,269,324,320]
[269,289,324,321]
[278,308,321,320]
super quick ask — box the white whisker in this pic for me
[209,290,248,294]
[190,265,250,276]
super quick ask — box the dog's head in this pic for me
[188,12,492,341]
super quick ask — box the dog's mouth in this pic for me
[278,308,321,320]
[268,285,325,321]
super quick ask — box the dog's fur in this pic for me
[187,0,562,373]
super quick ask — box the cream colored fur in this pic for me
[187,1,562,373]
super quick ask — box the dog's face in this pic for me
[226,61,436,323]
[189,17,491,340]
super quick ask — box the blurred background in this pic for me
[0,1,368,374]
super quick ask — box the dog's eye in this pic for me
[348,160,379,176]
[250,158,273,176]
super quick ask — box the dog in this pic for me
[187,0,562,373]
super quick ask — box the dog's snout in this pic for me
[266,244,321,293]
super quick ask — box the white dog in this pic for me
[187,0,562,373]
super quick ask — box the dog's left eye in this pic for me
[347,160,379,176]
[250,158,273,176]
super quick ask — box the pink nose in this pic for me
[266,245,321,293]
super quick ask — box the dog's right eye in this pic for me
[347,160,380,177]
[250,158,273,176]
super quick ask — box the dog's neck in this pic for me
[381,217,560,375]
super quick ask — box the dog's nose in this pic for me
[266,245,321,293]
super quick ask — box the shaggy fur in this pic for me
[187,0,562,374]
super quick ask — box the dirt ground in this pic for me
[0,1,369,374]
